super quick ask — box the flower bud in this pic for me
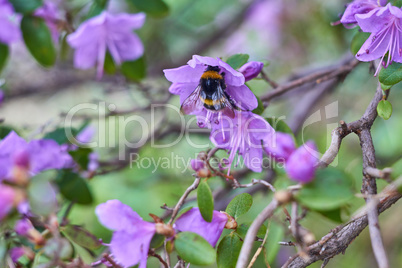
[265,132,296,162]
[274,190,293,205]
[221,212,237,229]
[285,141,318,183]
[155,223,175,237]
[238,61,264,81]
[15,219,45,245]
[9,246,35,262]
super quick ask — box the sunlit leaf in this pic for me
[377,100,392,120]
[197,180,214,222]
[175,232,216,265]
[226,54,249,70]
[225,193,253,219]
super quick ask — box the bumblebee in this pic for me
[180,65,239,118]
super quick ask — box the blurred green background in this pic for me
[0,0,401,267]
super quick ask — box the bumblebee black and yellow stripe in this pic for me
[201,70,223,80]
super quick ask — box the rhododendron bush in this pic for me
[0,0,401,268]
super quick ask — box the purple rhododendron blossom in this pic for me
[340,0,386,28]
[0,0,21,44]
[34,0,63,41]
[285,141,318,183]
[67,11,145,79]
[238,61,264,81]
[0,131,72,181]
[355,3,402,75]
[0,184,15,221]
[95,199,156,268]
[163,55,258,126]
[15,218,33,236]
[265,132,296,162]
[174,208,228,247]
[211,111,275,174]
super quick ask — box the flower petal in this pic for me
[225,84,258,111]
[163,65,204,84]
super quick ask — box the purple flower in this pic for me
[0,131,72,181]
[210,111,275,174]
[0,89,4,106]
[15,218,44,245]
[238,61,264,81]
[264,132,296,162]
[285,141,318,183]
[67,11,145,79]
[0,0,21,44]
[0,184,15,221]
[355,3,402,74]
[163,55,258,126]
[174,208,228,247]
[190,159,205,171]
[95,200,156,268]
[9,247,24,262]
[340,0,386,28]
[34,1,63,41]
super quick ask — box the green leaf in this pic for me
[391,158,402,181]
[380,83,392,90]
[121,57,146,81]
[225,193,253,219]
[150,233,165,249]
[390,0,402,8]
[61,225,102,250]
[69,148,93,170]
[226,54,249,70]
[296,167,355,210]
[21,15,56,67]
[217,233,242,268]
[266,117,293,135]
[86,0,108,19]
[315,208,343,223]
[235,223,266,239]
[0,43,9,74]
[379,62,402,86]
[175,232,216,265]
[0,239,6,267]
[104,51,116,75]
[28,175,58,216]
[265,222,284,264]
[9,0,42,13]
[0,125,15,139]
[127,0,169,17]
[252,95,264,115]
[377,100,392,120]
[56,170,93,205]
[350,31,370,55]
[197,180,214,222]
[43,127,79,145]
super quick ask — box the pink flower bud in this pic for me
[238,61,264,81]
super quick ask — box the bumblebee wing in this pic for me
[213,86,235,118]
[180,85,204,115]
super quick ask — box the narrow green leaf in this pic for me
[9,0,42,13]
[104,51,116,75]
[379,62,402,86]
[252,95,264,115]
[175,232,216,265]
[121,57,146,81]
[69,148,93,170]
[0,43,9,74]
[296,167,355,210]
[127,0,169,17]
[86,0,108,19]
[150,234,165,249]
[217,233,242,268]
[377,100,392,120]
[61,225,102,250]
[266,117,293,135]
[226,54,249,70]
[56,170,93,205]
[197,180,214,222]
[21,15,56,67]
[350,31,370,55]
[225,193,253,219]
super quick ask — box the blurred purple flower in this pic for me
[163,55,258,126]
[190,159,205,171]
[0,184,15,221]
[174,208,228,247]
[285,141,318,183]
[9,247,24,262]
[238,61,264,81]
[0,0,21,44]
[355,3,402,75]
[95,199,156,268]
[0,89,4,106]
[210,111,274,174]
[15,218,33,236]
[34,0,63,41]
[264,132,296,162]
[340,0,386,28]
[0,131,72,181]
[67,11,145,79]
